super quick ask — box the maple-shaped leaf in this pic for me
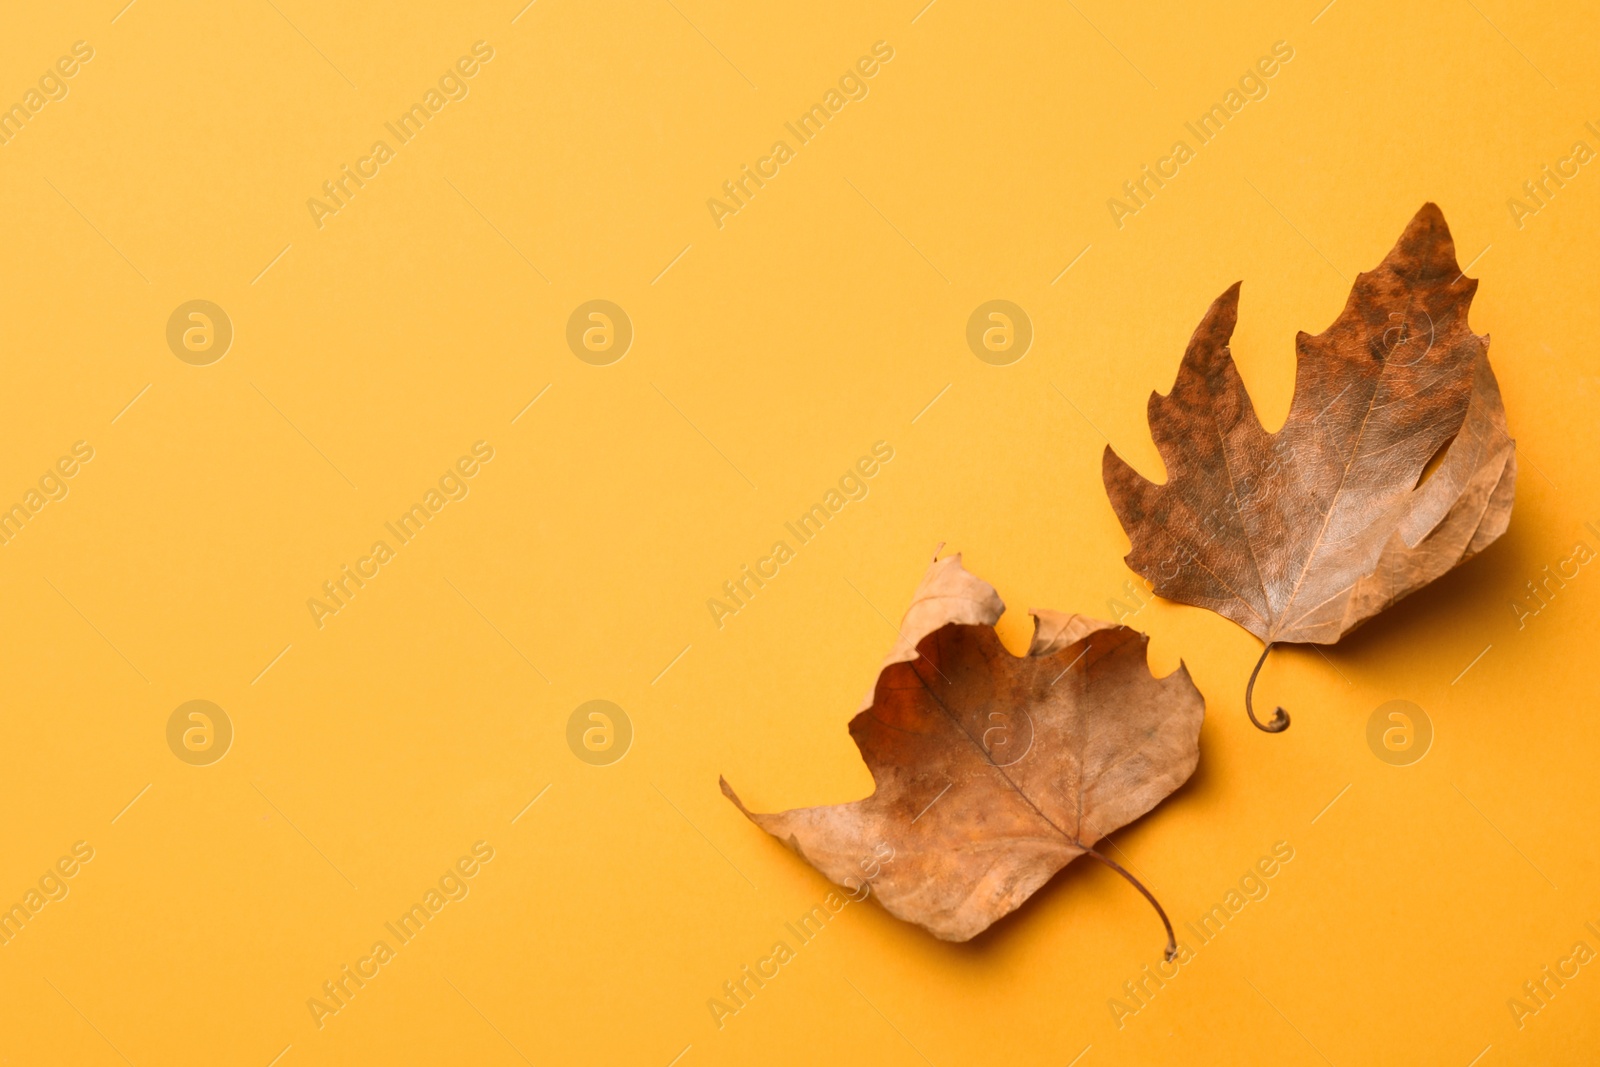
[1103,204,1515,731]
[722,552,1204,954]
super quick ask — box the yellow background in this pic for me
[1,0,1597,1063]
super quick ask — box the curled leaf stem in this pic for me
[1245,642,1290,733]
[1084,845,1177,961]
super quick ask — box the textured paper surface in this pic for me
[0,2,1596,1065]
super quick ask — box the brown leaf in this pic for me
[1102,204,1515,729]
[722,552,1204,951]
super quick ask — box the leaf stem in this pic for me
[1084,845,1177,961]
[1245,642,1290,733]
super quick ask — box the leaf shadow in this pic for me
[1282,503,1541,705]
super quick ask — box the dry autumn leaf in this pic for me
[722,551,1204,956]
[1103,204,1516,732]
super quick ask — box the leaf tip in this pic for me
[1211,280,1242,319]
[1392,201,1465,279]
[719,775,750,813]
